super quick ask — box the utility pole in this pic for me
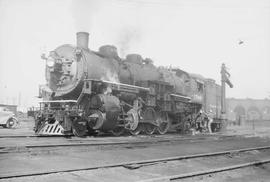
[221,63,233,124]
[18,92,21,107]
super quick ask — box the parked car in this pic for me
[0,106,18,128]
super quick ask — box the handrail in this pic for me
[39,100,77,103]
[84,79,150,91]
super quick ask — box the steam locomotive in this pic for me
[35,32,223,136]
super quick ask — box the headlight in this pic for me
[46,57,55,67]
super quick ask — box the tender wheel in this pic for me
[6,117,18,129]
[156,111,170,135]
[111,127,125,136]
[143,123,156,135]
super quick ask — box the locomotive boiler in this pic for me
[35,32,225,136]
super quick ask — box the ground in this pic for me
[0,117,270,181]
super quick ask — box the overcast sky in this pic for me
[0,0,269,109]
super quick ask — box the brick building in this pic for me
[226,98,270,122]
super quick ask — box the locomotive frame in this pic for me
[35,78,219,136]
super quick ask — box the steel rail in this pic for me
[0,135,54,138]
[0,138,210,152]
[0,139,171,151]
[140,159,270,182]
[0,145,270,179]
[0,131,241,139]
[0,135,237,152]
[0,132,236,139]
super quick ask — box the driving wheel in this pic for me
[156,111,170,135]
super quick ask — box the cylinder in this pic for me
[76,32,89,49]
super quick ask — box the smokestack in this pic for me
[76,32,89,49]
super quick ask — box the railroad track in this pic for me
[140,159,270,182]
[0,134,237,153]
[0,134,70,138]
[0,130,234,139]
[1,145,270,180]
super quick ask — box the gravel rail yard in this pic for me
[1,132,270,181]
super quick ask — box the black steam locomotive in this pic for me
[35,32,224,136]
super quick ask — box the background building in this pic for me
[0,104,18,115]
[227,98,270,123]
